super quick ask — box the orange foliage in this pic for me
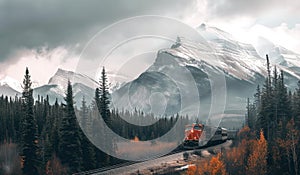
[237,126,251,137]
[209,153,227,175]
[223,130,256,174]
[222,127,267,175]
[223,142,247,174]
[190,127,268,175]
[187,164,197,175]
[236,126,256,142]
[194,153,227,175]
[246,130,267,175]
[131,136,139,142]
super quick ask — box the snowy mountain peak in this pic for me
[48,68,99,90]
[0,76,22,92]
[33,68,99,107]
[254,37,300,68]
[196,24,235,42]
[158,32,266,82]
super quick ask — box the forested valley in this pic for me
[0,67,189,175]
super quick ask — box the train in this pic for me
[183,123,228,149]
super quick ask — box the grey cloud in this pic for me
[0,0,196,62]
[207,0,300,26]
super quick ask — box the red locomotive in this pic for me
[184,123,204,147]
[183,123,228,148]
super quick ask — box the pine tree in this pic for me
[294,81,300,129]
[258,55,274,140]
[20,67,39,175]
[277,70,291,133]
[80,132,96,171]
[254,85,261,111]
[80,96,89,132]
[43,96,53,165]
[51,99,60,154]
[58,80,82,173]
[97,67,111,126]
[79,96,96,171]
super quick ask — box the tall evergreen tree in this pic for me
[58,80,82,173]
[254,85,261,111]
[294,81,300,129]
[95,67,116,164]
[97,67,111,126]
[259,55,274,140]
[20,67,39,175]
[80,96,89,132]
[43,96,53,164]
[277,70,291,130]
[51,99,60,154]
[79,97,96,171]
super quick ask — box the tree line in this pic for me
[188,55,300,175]
[246,55,300,174]
[0,67,189,174]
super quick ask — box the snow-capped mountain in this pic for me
[112,24,300,121]
[0,76,23,92]
[0,76,22,98]
[1,24,300,120]
[0,84,20,98]
[0,68,123,107]
[48,68,99,91]
[254,37,300,68]
[33,68,97,106]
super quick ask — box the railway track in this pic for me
[73,148,185,175]
[74,140,232,175]
[73,162,136,175]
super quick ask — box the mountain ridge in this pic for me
[1,25,300,114]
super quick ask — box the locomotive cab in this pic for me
[183,123,203,147]
[183,123,228,149]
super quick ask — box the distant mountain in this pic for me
[0,84,20,98]
[0,76,23,92]
[255,37,300,68]
[33,68,97,107]
[0,68,119,107]
[112,24,300,123]
[48,68,99,90]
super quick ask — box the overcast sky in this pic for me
[0,0,299,85]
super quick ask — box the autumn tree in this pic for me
[276,119,299,174]
[246,130,267,175]
[194,153,226,175]
[187,164,197,175]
